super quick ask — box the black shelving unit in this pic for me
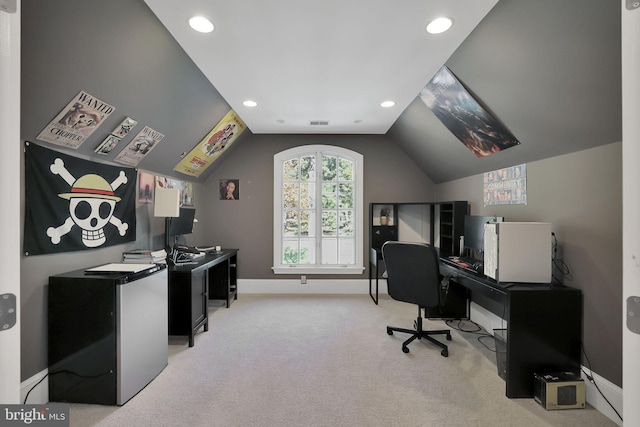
[368,201,468,305]
[436,201,468,258]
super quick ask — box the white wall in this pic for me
[0,1,22,404]
[622,2,640,425]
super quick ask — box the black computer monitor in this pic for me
[463,215,504,253]
[168,207,196,237]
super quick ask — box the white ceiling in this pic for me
[144,0,498,134]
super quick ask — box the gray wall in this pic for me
[196,134,437,279]
[19,132,435,380]
[435,142,622,387]
[19,153,206,380]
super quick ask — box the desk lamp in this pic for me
[153,187,180,251]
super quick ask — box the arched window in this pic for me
[273,145,364,274]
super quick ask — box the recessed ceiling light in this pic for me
[189,16,214,33]
[426,17,453,34]
[243,100,258,107]
[381,101,395,108]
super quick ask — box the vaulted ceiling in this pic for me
[143,0,499,135]
[20,0,621,184]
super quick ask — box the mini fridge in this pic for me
[48,264,168,405]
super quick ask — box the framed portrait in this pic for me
[220,179,239,200]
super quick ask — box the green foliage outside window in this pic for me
[283,246,309,264]
[281,152,355,265]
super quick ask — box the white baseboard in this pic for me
[21,368,48,405]
[238,278,387,295]
[469,302,622,425]
[469,302,508,333]
[581,369,623,426]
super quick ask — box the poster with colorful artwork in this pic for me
[36,91,115,149]
[484,164,527,206]
[419,66,520,157]
[113,125,165,166]
[173,110,246,177]
[183,182,195,206]
[138,171,155,204]
[155,175,193,206]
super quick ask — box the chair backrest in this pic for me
[381,241,441,308]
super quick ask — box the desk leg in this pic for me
[369,260,379,305]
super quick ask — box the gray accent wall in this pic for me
[195,134,437,279]
[435,142,623,387]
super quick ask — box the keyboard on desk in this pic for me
[196,246,217,252]
[446,256,484,274]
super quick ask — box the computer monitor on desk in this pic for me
[165,207,196,251]
[462,215,504,258]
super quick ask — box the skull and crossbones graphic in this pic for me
[46,158,129,247]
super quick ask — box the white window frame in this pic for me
[273,145,364,274]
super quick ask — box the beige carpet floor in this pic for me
[67,294,617,427]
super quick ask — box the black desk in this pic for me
[168,249,238,346]
[439,258,582,398]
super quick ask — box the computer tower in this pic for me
[483,222,552,283]
[425,280,469,320]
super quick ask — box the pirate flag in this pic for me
[24,142,137,256]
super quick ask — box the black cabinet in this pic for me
[208,252,238,307]
[369,201,468,256]
[168,249,238,346]
[440,260,582,398]
[169,264,208,347]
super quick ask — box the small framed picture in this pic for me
[220,179,239,200]
[94,134,121,155]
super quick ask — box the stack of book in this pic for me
[122,249,168,264]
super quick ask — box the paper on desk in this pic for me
[85,263,156,273]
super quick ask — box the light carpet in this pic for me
[67,294,616,427]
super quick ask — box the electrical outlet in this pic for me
[300,275,307,285]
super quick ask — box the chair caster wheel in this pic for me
[446,333,452,341]
[402,347,410,354]
[441,349,448,357]
[387,328,393,336]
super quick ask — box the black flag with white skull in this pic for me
[23,142,137,255]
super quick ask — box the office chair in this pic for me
[382,241,452,357]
